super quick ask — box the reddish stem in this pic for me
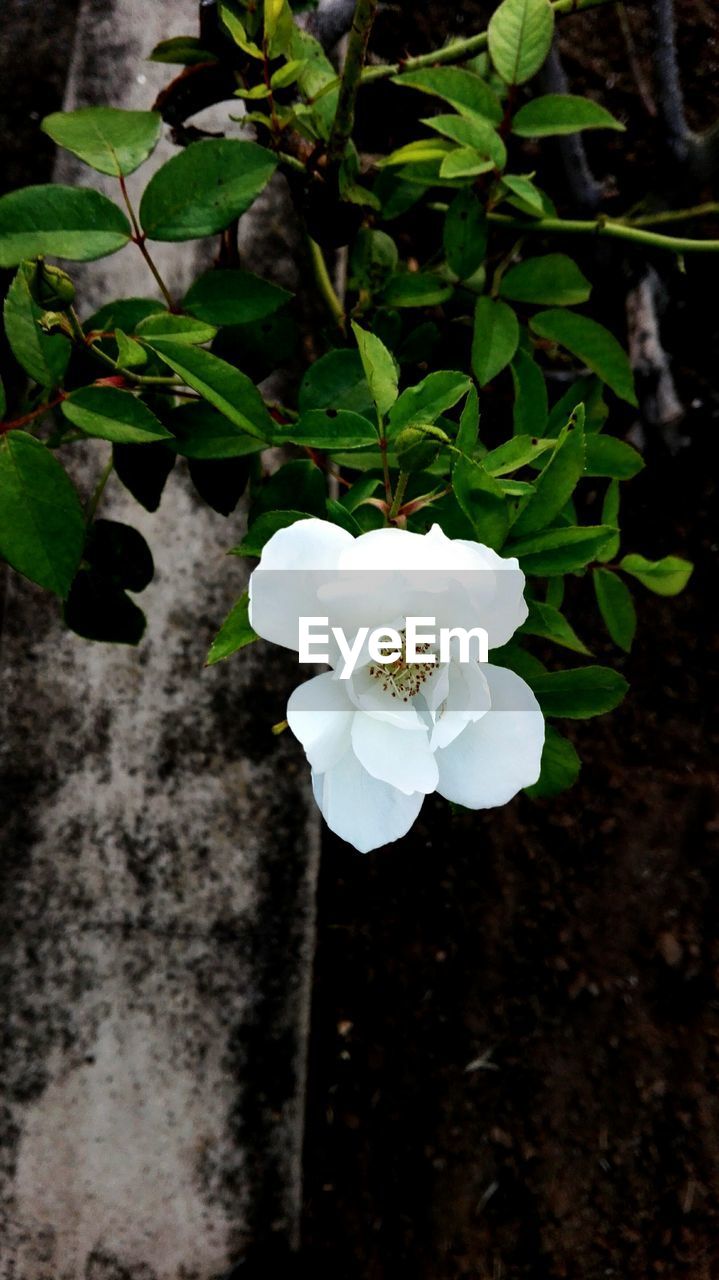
[0,391,67,435]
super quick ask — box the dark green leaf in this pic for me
[472,297,519,386]
[510,347,548,436]
[388,371,471,435]
[593,567,636,651]
[206,590,257,665]
[139,140,277,241]
[84,297,164,334]
[585,434,644,478]
[183,269,291,325]
[278,409,378,450]
[169,402,266,459]
[456,384,479,455]
[144,340,274,440]
[508,524,617,575]
[135,312,216,344]
[619,553,693,596]
[41,107,162,177]
[251,458,326,520]
[500,253,591,305]
[61,386,173,444]
[3,262,70,387]
[524,725,581,797]
[597,479,620,563]
[86,518,154,592]
[512,406,585,536]
[488,0,555,85]
[483,433,553,475]
[0,430,84,596]
[530,309,637,406]
[519,599,590,654]
[513,94,625,137]
[349,229,398,293]
[529,665,628,717]
[0,185,131,266]
[393,67,503,124]
[340,475,382,512]
[188,455,250,515]
[149,36,216,65]
[381,273,453,308]
[453,454,509,550]
[444,189,488,279]
[299,349,373,419]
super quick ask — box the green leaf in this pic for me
[619,553,693,597]
[41,107,162,177]
[0,185,131,267]
[169,402,266,459]
[524,725,580,798]
[510,348,548,436]
[206,590,257,665]
[423,114,507,167]
[529,665,628,718]
[519,600,590,654]
[546,375,608,435]
[439,148,495,180]
[340,475,382,512]
[593,567,636,651]
[444,189,487,279]
[3,262,70,387]
[139,140,277,241]
[488,0,555,85]
[500,173,545,216]
[585,434,644,478]
[509,524,617,575]
[234,511,312,557]
[483,433,553,475]
[84,297,165,334]
[135,312,217,345]
[351,322,398,416]
[388,371,471,434]
[512,93,625,137]
[183,269,291,325]
[512,406,585,536]
[299,350,373,418]
[472,296,519,386]
[326,498,362,535]
[115,328,147,368]
[0,431,84,596]
[252,459,326,519]
[148,36,216,65]
[277,409,378,450]
[143,340,274,440]
[500,253,591,306]
[61,386,173,444]
[453,455,509,550]
[456,384,479,455]
[382,273,454,308]
[597,479,620,563]
[530,309,637,406]
[349,229,398,294]
[393,67,503,125]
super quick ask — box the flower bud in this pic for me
[394,422,450,472]
[29,258,76,310]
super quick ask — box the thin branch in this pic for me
[652,0,692,164]
[327,0,379,164]
[486,211,719,253]
[85,454,114,524]
[118,174,178,312]
[0,392,66,434]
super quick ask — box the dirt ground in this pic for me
[300,4,719,1277]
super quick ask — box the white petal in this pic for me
[351,713,439,795]
[248,517,354,651]
[287,672,353,772]
[428,660,491,752]
[435,664,544,808]
[312,752,424,853]
[347,660,430,730]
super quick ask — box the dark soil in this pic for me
[301,4,719,1278]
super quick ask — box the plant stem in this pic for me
[0,391,67,435]
[308,237,346,331]
[86,453,114,524]
[118,174,177,311]
[388,470,409,522]
[486,211,719,253]
[628,201,719,226]
[327,0,379,163]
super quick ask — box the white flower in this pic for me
[249,518,544,853]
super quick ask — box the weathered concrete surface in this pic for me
[0,3,320,1276]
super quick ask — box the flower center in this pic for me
[368,632,436,702]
